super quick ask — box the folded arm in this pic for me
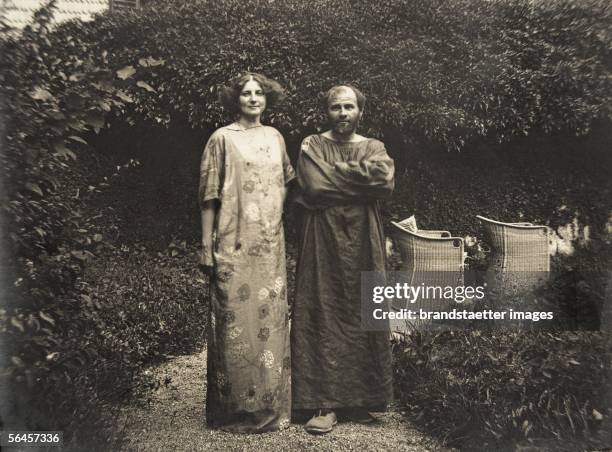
[333,151,394,197]
[295,138,394,208]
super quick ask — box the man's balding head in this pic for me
[324,85,366,111]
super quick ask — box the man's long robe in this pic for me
[291,134,394,411]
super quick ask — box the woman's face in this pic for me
[239,79,266,119]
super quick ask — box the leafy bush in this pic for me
[83,244,209,368]
[386,126,612,236]
[0,3,182,438]
[539,239,611,330]
[391,237,612,449]
[393,330,612,450]
[49,0,612,150]
[87,119,209,248]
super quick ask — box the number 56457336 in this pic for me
[2,431,63,446]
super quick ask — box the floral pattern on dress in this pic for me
[227,326,242,340]
[257,327,270,342]
[216,262,235,283]
[258,304,270,319]
[262,391,275,408]
[227,341,250,361]
[259,350,275,368]
[218,310,236,325]
[248,244,263,257]
[237,284,250,302]
[243,180,256,193]
[245,203,260,222]
[274,277,284,294]
[215,373,232,397]
[258,287,270,301]
[200,124,294,433]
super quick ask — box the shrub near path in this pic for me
[393,331,612,451]
[82,245,209,372]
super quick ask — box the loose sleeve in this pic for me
[198,132,226,208]
[333,140,394,197]
[294,136,347,208]
[278,131,296,184]
[294,137,394,209]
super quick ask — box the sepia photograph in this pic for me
[0,0,610,450]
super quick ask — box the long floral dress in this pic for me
[199,123,295,432]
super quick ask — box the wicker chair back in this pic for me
[390,221,465,332]
[476,215,550,297]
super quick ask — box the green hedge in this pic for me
[51,0,612,149]
[0,4,206,438]
[392,330,612,450]
[386,126,612,235]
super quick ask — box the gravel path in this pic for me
[111,349,451,451]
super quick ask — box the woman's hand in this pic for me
[198,264,214,278]
[199,244,214,277]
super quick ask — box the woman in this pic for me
[199,73,295,433]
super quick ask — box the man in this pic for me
[291,85,395,434]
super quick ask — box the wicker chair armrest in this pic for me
[418,230,452,238]
[391,222,463,244]
[477,215,548,231]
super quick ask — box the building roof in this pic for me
[1,0,110,30]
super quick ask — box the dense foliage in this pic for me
[392,330,612,450]
[386,127,611,235]
[0,0,610,447]
[48,0,612,150]
[0,2,207,442]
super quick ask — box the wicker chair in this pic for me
[390,221,465,333]
[476,215,550,296]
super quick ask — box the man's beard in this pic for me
[332,118,359,136]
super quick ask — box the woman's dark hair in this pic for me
[218,73,286,115]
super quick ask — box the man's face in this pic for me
[327,88,361,136]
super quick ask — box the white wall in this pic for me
[1,0,109,29]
